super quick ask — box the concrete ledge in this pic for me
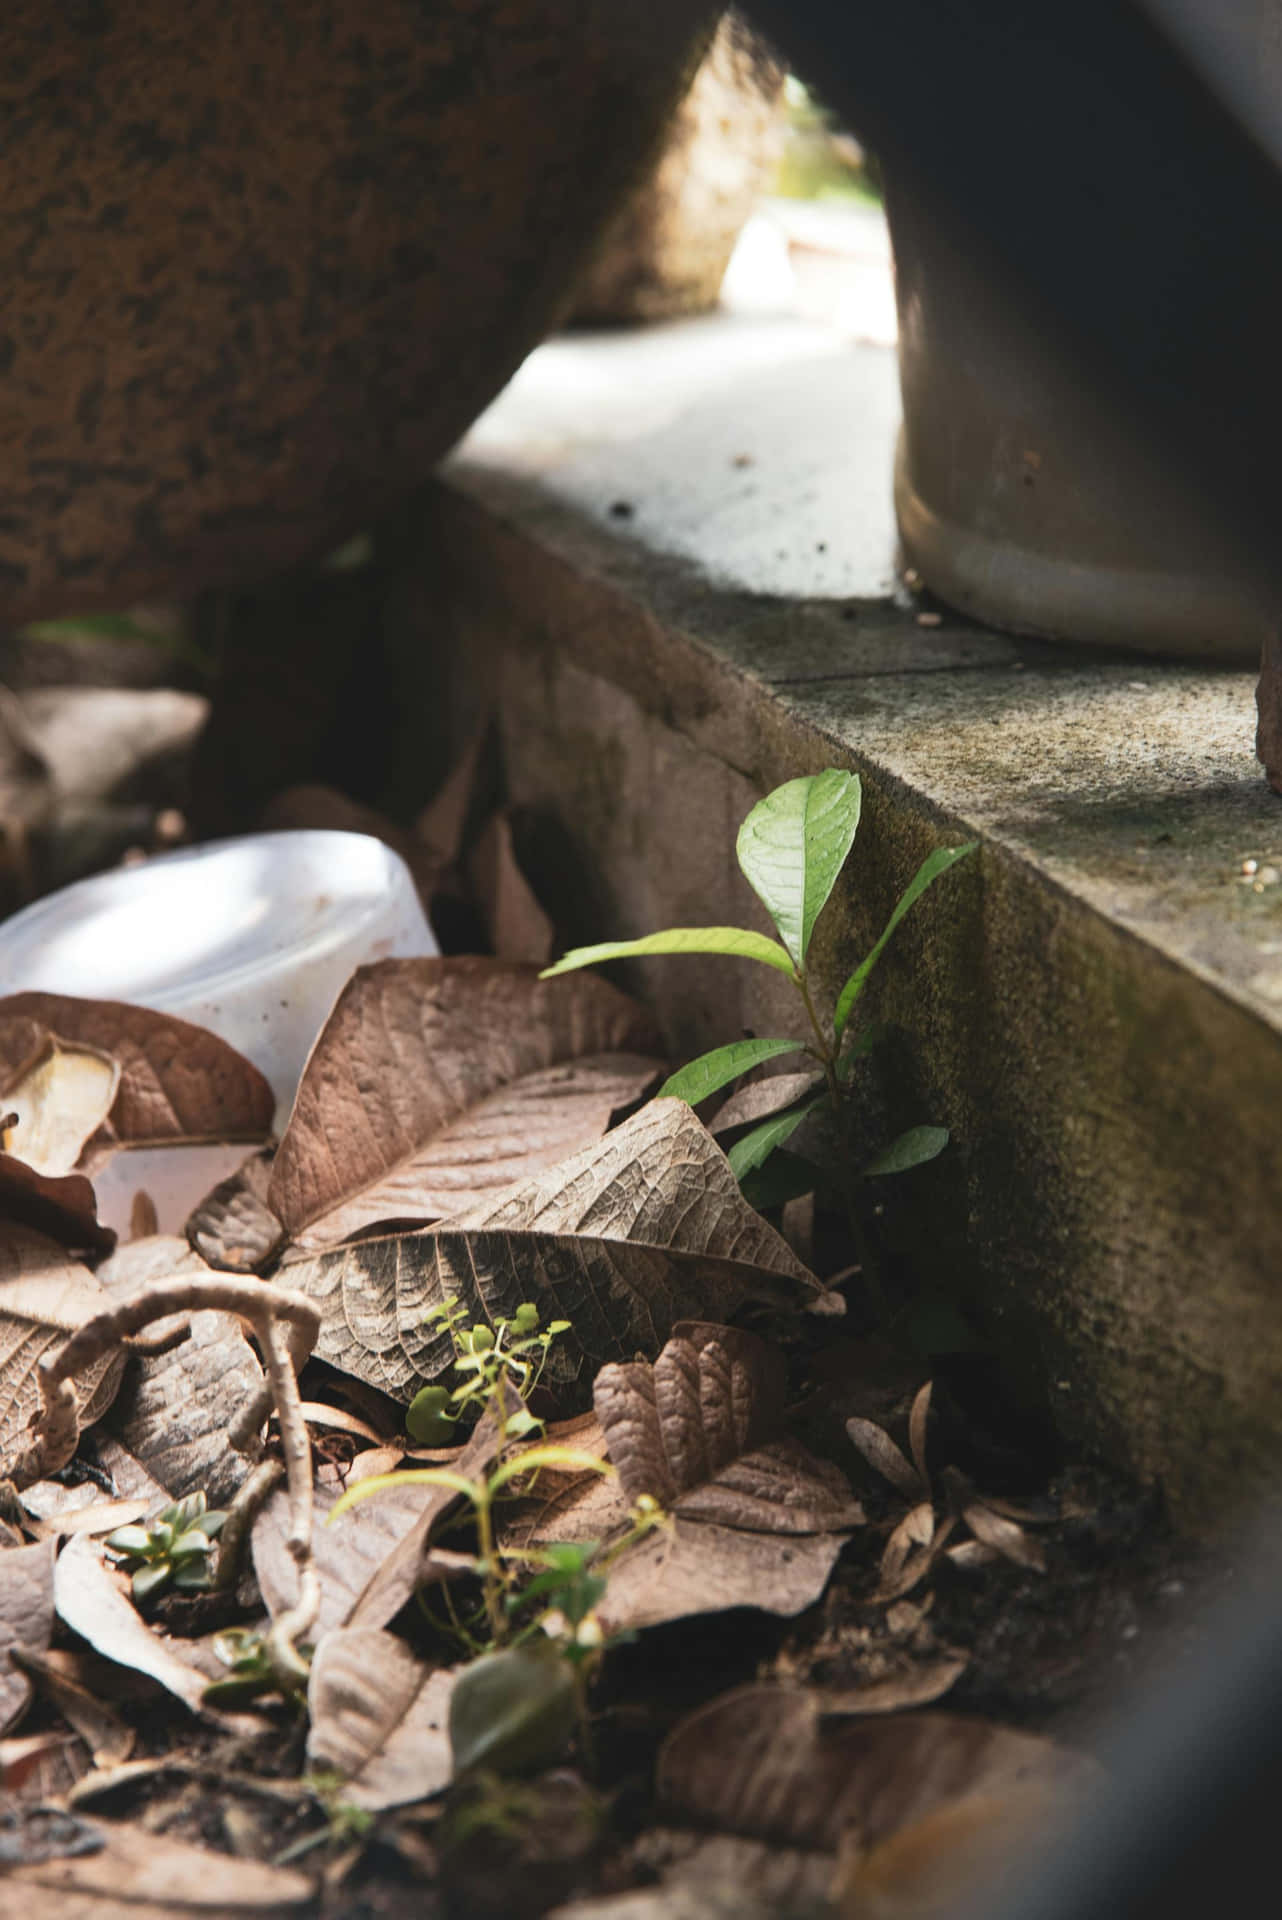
[388,312,1282,1528]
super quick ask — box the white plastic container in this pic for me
[0,830,437,1233]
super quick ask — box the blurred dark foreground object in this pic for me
[570,12,786,325]
[751,0,1282,779]
[0,0,715,624]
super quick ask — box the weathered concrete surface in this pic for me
[386,314,1282,1528]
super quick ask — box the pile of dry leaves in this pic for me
[0,941,1121,1920]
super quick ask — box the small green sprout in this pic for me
[407,1299,571,1447]
[105,1491,228,1603]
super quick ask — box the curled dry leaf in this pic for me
[0,1152,113,1253]
[846,1417,926,1503]
[0,1039,120,1176]
[268,957,663,1248]
[657,1686,1102,1858]
[344,1411,501,1631]
[526,1323,862,1633]
[0,1539,55,1733]
[0,1228,124,1470]
[0,1819,314,1917]
[710,1071,825,1136]
[184,1148,284,1274]
[820,1655,968,1716]
[11,1646,135,1768]
[253,1470,444,1642]
[0,993,274,1154]
[306,1628,455,1809]
[284,1100,822,1407]
[94,1236,266,1504]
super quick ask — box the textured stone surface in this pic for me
[378,313,1282,1527]
[571,13,785,324]
[0,0,714,621]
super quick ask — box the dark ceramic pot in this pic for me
[887,152,1278,665]
[0,1,715,620]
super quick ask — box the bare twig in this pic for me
[4,1275,322,1689]
[214,1455,285,1592]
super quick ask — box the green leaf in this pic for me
[329,1467,481,1521]
[449,1645,578,1777]
[738,1149,828,1210]
[104,1525,152,1557]
[735,770,862,969]
[833,842,977,1041]
[131,1561,173,1603]
[726,1093,828,1181]
[489,1448,614,1496]
[504,1407,540,1438]
[658,1037,806,1106]
[862,1125,950,1177]
[836,1020,888,1080]
[540,927,796,979]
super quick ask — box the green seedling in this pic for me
[406,1298,570,1448]
[105,1491,228,1603]
[543,770,975,1309]
[202,1626,310,1709]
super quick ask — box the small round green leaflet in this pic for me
[735,769,862,970]
[540,926,796,979]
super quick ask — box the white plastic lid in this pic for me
[0,830,438,1232]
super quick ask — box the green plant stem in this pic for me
[798,966,888,1321]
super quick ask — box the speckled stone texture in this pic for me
[0,0,715,620]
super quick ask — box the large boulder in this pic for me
[0,1,715,620]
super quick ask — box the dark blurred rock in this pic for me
[0,1,715,622]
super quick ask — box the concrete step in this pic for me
[387,310,1282,1529]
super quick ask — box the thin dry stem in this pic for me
[214,1455,285,1592]
[4,1274,321,1690]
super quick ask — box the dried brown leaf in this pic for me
[820,1655,968,1716]
[306,1629,455,1809]
[0,1539,55,1733]
[95,1236,265,1504]
[269,957,662,1247]
[962,1502,1047,1572]
[285,1101,821,1407]
[0,1152,113,1253]
[467,809,556,966]
[21,1496,150,1540]
[344,1412,501,1631]
[253,1471,443,1642]
[0,1731,79,1796]
[711,1071,825,1135]
[11,1646,134,1767]
[846,1417,927,1502]
[0,1819,314,1915]
[0,994,274,1151]
[658,1689,1101,1857]
[52,1534,248,1726]
[908,1381,932,1487]
[542,1324,864,1633]
[414,724,490,864]
[185,1148,285,1274]
[879,1502,935,1586]
[0,1228,124,1468]
[1,1040,120,1176]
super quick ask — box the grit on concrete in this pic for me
[384,306,1282,1528]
